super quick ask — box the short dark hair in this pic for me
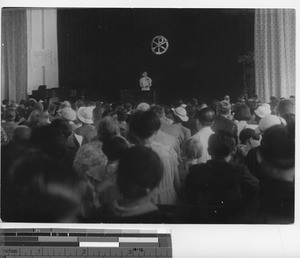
[239,128,260,145]
[117,146,163,199]
[97,116,120,141]
[208,130,237,159]
[149,105,164,117]
[260,124,295,169]
[234,103,251,121]
[129,111,161,142]
[4,108,16,121]
[102,136,129,161]
[195,107,215,126]
[277,99,295,117]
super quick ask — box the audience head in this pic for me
[97,116,120,142]
[149,105,165,118]
[239,128,260,147]
[77,106,95,124]
[4,108,16,121]
[281,113,295,126]
[136,102,150,112]
[224,95,230,103]
[12,126,32,142]
[277,99,295,117]
[50,119,72,139]
[181,138,203,160]
[117,146,163,200]
[115,106,128,122]
[57,107,77,122]
[255,115,286,135]
[161,104,172,117]
[234,103,251,121]
[217,100,231,116]
[27,110,48,128]
[254,103,271,122]
[258,124,295,178]
[208,130,237,161]
[195,107,215,129]
[48,102,60,115]
[5,149,83,222]
[128,110,161,144]
[102,136,129,162]
[124,102,132,112]
[61,101,71,109]
[171,106,189,122]
[33,102,44,112]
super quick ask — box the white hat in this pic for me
[255,115,286,134]
[172,106,189,122]
[77,106,95,124]
[254,104,271,118]
[137,102,150,112]
[180,103,187,108]
[57,107,76,121]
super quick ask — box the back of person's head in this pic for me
[31,122,69,161]
[149,105,165,118]
[217,100,231,115]
[115,106,128,122]
[124,102,132,112]
[33,102,44,112]
[195,107,215,127]
[102,105,116,118]
[12,126,32,142]
[282,113,295,126]
[50,119,72,139]
[102,136,129,161]
[181,138,203,160]
[246,100,258,115]
[239,128,260,145]
[277,99,295,117]
[234,103,251,121]
[117,146,163,200]
[4,149,82,222]
[97,116,120,141]
[259,124,295,170]
[208,130,237,159]
[2,99,10,106]
[161,104,172,116]
[4,108,16,121]
[27,110,48,128]
[128,110,161,142]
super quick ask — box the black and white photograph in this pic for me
[1,6,295,224]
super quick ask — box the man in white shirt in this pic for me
[192,107,216,164]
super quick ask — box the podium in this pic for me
[120,90,157,106]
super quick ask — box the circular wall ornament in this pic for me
[151,36,169,55]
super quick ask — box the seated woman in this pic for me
[98,145,165,223]
[86,136,129,205]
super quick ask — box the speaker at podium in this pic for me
[120,90,157,106]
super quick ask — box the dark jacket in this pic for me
[239,179,294,224]
[186,160,259,207]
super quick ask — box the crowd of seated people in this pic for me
[0,94,295,223]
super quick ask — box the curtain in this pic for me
[1,9,27,102]
[255,9,295,103]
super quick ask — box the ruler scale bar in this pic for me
[1,229,172,257]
